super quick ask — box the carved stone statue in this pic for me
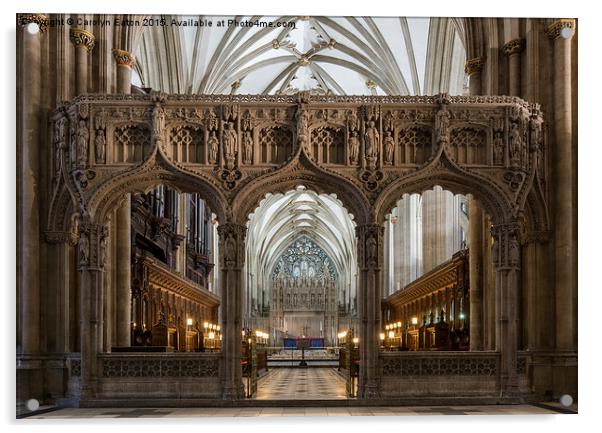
[152,103,165,136]
[223,122,238,169]
[347,110,359,132]
[208,130,219,164]
[509,122,521,167]
[77,120,89,166]
[297,109,310,152]
[243,130,253,164]
[365,121,379,159]
[225,235,236,266]
[493,133,504,165]
[348,131,359,164]
[366,235,377,265]
[78,232,89,265]
[435,106,451,142]
[384,131,395,165]
[53,120,65,177]
[364,121,379,170]
[95,130,106,163]
[99,233,107,267]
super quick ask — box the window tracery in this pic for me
[272,236,337,280]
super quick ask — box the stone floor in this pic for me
[22,405,563,418]
[254,367,347,400]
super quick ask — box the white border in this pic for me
[1,0,597,431]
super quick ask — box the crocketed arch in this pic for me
[374,165,514,226]
[88,168,229,226]
[231,157,370,226]
[245,185,358,315]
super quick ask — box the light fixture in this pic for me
[352,337,359,344]
[385,324,389,330]
[208,332,215,339]
[204,322,209,329]
[216,325,220,331]
[186,318,193,326]
[397,321,401,328]
[379,333,385,341]
[388,331,395,339]
[459,313,466,320]
[411,317,418,325]
[248,338,252,344]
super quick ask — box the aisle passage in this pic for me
[254,368,347,400]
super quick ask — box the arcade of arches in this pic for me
[16,15,577,408]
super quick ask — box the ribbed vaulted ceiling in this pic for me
[245,186,357,309]
[133,16,466,96]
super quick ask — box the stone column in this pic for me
[69,28,95,95]
[112,49,135,93]
[77,221,108,399]
[464,55,485,352]
[546,19,577,353]
[18,14,48,357]
[468,197,484,350]
[115,199,131,346]
[503,38,526,97]
[218,223,246,399]
[356,224,384,398]
[491,222,521,396]
[112,48,135,347]
[465,57,485,95]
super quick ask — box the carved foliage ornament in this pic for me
[464,57,485,76]
[112,48,135,68]
[18,14,49,32]
[545,19,576,40]
[503,38,526,56]
[69,28,96,52]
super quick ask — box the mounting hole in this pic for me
[560,27,573,39]
[559,394,573,407]
[26,398,40,411]
[25,22,40,35]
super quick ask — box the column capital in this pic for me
[464,57,485,76]
[69,28,96,52]
[77,220,109,270]
[490,222,521,270]
[217,222,247,269]
[17,13,49,33]
[112,48,136,68]
[502,38,526,56]
[355,223,384,269]
[545,19,576,40]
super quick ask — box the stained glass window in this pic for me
[272,236,337,280]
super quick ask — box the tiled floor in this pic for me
[23,405,562,418]
[254,367,347,400]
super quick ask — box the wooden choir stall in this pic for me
[382,249,469,351]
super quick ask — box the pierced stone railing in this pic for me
[98,352,220,378]
[95,352,222,400]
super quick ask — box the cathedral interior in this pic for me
[15,13,578,418]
